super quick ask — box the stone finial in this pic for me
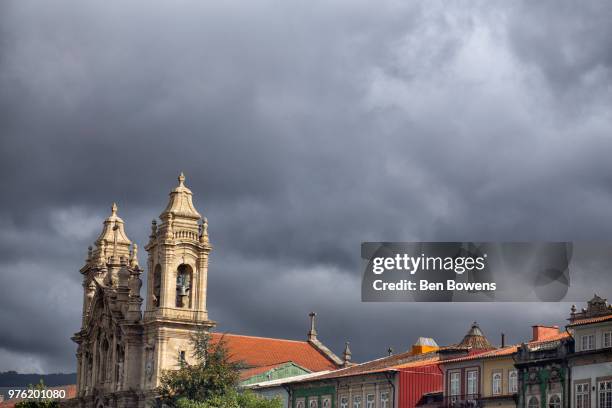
[178,172,186,186]
[343,342,352,364]
[308,312,318,341]
[165,213,174,239]
[199,217,209,244]
[387,347,393,356]
[571,304,576,314]
[87,246,93,262]
[130,244,139,268]
[111,202,118,216]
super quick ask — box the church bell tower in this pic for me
[142,173,215,389]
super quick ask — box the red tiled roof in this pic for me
[210,333,339,373]
[567,314,612,327]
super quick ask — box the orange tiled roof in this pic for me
[567,314,612,327]
[440,346,518,364]
[210,333,339,373]
[293,349,443,382]
[528,331,570,344]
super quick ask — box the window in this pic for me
[548,394,561,408]
[450,372,460,397]
[576,383,590,408]
[528,396,539,408]
[353,395,362,408]
[380,392,389,408]
[296,399,305,408]
[309,398,318,408]
[509,370,518,393]
[604,331,612,348]
[492,372,502,395]
[466,370,478,396]
[581,334,595,351]
[366,394,374,408]
[600,380,612,408]
[340,397,348,408]
[322,397,331,408]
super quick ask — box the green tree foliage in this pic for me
[174,390,282,408]
[14,380,60,408]
[158,329,280,408]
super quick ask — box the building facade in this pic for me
[567,295,612,408]
[514,330,572,408]
[440,322,496,407]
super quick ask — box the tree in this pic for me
[14,380,60,408]
[158,329,280,408]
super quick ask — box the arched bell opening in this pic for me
[175,264,193,308]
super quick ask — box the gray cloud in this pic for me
[1,0,611,373]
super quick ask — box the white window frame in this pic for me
[600,380,612,408]
[492,372,502,395]
[309,398,318,408]
[576,383,590,408]
[509,370,518,393]
[581,334,595,351]
[466,369,478,396]
[366,394,374,408]
[380,392,389,408]
[449,371,460,397]
[353,395,362,408]
[340,396,348,408]
[604,331,612,348]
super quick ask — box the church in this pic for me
[66,174,344,408]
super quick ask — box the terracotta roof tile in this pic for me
[528,331,570,345]
[440,346,518,364]
[293,349,443,382]
[210,333,339,373]
[567,314,612,327]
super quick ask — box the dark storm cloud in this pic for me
[1,0,611,372]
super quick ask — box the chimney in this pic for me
[501,333,506,348]
[531,325,559,342]
[308,312,318,341]
[411,337,439,355]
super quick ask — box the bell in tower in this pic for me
[142,173,215,389]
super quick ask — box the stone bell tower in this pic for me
[142,173,215,389]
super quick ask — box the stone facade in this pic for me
[67,174,215,408]
[567,296,612,408]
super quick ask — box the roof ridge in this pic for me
[212,332,308,344]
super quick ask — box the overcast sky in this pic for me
[1,0,612,374]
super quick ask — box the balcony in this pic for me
[441,394,482,408]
